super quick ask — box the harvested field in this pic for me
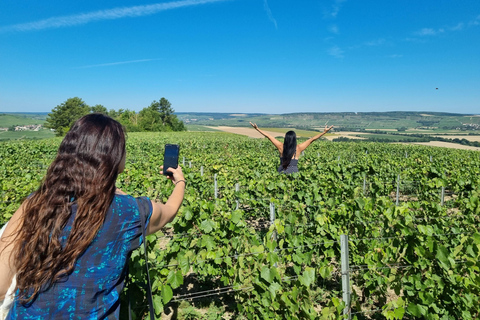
[433,135,480,142]
[323,132,367,141]
[405,141,480,151]
[205,126,280,138]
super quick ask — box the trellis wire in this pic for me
[153,238,340,269]
[171,285,254,302]
[170,272,311,303]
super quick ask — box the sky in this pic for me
[1,0,479,114]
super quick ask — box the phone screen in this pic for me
[163,144,179,176]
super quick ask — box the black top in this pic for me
[278,157,299,174]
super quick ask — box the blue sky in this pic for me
[1,0,479,114]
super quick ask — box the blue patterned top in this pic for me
[7,194,152,320]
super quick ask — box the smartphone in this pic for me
[163,144,180,177]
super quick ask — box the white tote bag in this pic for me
[0,222,16,319]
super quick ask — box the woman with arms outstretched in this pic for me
[250,122,334,174]
[0,113,185,319]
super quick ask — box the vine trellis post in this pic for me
[235,183,240,210]
[340,234,351,319]
[270,202,277,268]
[395,174,400,206]
[363,177,366,196]
[441,186,445,206]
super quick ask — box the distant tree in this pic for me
[137,98,185,132]
[45,97,90,136]
[138,105,162,131]
[108,109,120,118]
[118,109,140,132]
[44,97,185,135]
[171,117,186,131]
[159,98,173,126]
[90,104,108,114]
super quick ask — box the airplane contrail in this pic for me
[0,0,229,33]
[74,59,160,69]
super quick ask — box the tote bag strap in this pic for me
[131,197,155,320]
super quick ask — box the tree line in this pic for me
[45,97,186,136]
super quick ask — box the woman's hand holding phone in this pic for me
[160,165,185,185]
[163,144,180,177]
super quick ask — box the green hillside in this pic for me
[178,111,480,132]
[0,113,47,127]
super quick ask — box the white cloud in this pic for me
[328,45,344,58]
[329,24,339,34]
[364,38,386,46]
[330,0,347,18]
[415,28,438,36]
[414,15,479,37]
[263,0,278,29]
[470,15,480,26]
[0,0,227,33]
[450,22,464,31]
[404,37,427,43]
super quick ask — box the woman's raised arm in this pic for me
[146,166,185,235]
[297,125,334,153]
[250,122,283,154]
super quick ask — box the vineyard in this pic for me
[1,132,480,319]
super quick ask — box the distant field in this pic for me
[178,111,480,133]
[255,127,324,137]
[406,141,480,151]
[405,129,466,134]
[185,125,220,132]
[324,132,367,140]
[0,129,54,140]
[0,114,46,127]
[343,133,428,142]
[205,126,480,150]
[433,135,480,142]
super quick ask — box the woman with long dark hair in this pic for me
[250,122,333,173]
[0,113,185,319]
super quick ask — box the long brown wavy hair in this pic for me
[12,113,126,304]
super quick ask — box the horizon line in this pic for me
[1,111,478,116]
